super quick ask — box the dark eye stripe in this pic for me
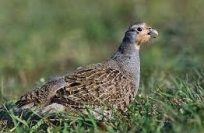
[130,29,136,32]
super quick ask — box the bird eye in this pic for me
[137,27,142,32]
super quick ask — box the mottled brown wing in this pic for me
[49,66,136,111]
[16,77,66,108]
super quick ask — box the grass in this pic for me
[0,69,203,132]
[0,0,204,132]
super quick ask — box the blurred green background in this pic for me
[0,0,203,102]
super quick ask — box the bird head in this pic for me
[124,22,158,48]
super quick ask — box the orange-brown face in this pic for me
[130,23,158,45]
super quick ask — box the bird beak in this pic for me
[149,28,158,38]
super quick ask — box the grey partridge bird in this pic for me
[16,22,158,119]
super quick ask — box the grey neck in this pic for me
[111,31,140,87]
